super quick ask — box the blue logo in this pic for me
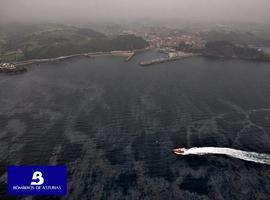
[8,166,67,196]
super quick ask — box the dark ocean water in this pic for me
[0,51,270,199]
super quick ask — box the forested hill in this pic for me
[0,23,148,61]
[203,41,270,61]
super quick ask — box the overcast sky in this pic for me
[1,0,270,24]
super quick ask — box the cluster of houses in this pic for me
[0,63,15,72]
[0,62,26,73]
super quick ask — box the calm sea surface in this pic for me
[0,51,270,199]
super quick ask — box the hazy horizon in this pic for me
[1,0,270,25]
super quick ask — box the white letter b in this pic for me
[30,171,44,185]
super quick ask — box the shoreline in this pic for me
[13,48,150,67]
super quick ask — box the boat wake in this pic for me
[185,147,270,165]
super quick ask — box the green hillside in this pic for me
[0,23,148,61]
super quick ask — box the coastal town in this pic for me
[1,25,270,74]
[120,27,206,65]
[123,26,206,50]
[0,24,210,74]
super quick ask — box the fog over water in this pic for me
[1,0,270,24]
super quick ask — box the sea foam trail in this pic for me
[185,147,270,165]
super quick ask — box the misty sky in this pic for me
[1,0,270,24]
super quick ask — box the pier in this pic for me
[140,52,199,66]
[13,52,112,67]
[125,52,135,61]
[13,50,138,68]
[140,57,170,66]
